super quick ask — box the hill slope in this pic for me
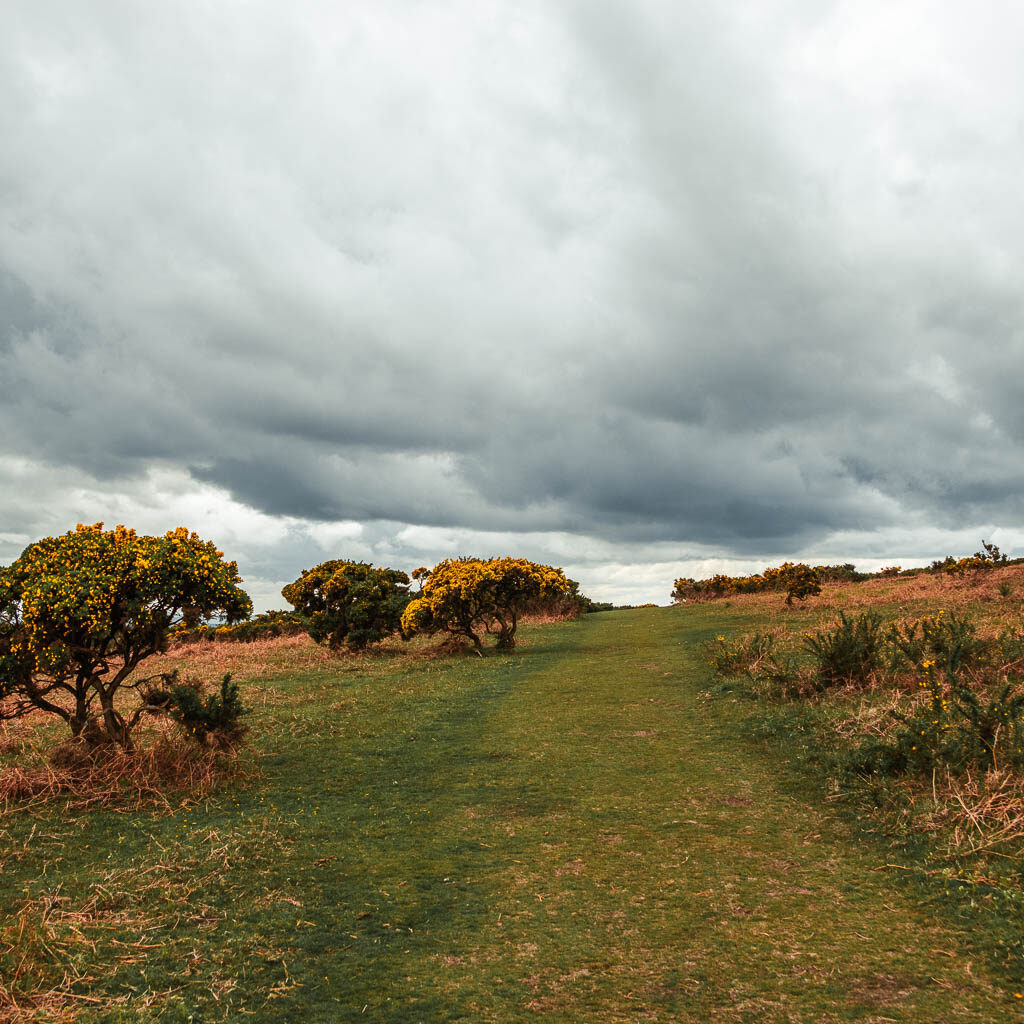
[1,609,1019,1021]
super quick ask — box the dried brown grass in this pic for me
[695,563,1024,623]
[0,884,148,1024]
[143,629,471,682]
[146,630,339,682]
[0,721,253,816]
[923,769,1024,861]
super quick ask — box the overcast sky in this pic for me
[3,0,1024,609]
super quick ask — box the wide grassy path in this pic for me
[4,608,1018,1021]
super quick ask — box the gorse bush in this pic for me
[672,562,821,605]
[929,540,1009,577]
[152,672,249,749]
[949,678,1024,769]
[846,665,1024,777]
[886,611,987,673]
[283,561,411,650]
[706,608,1024,779]
[803,611,884,688]
[0,523,251,749]
[401,557,573,653]
[675,544,1017,606]
[170,609,305,644]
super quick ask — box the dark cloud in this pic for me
[3,1,1024,605]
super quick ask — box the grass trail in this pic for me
[2,609,1018,1021]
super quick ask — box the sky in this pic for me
[3,0,1024,610]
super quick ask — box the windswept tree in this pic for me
[401,557,573,654]
[0,523,251,748]
[282,560,410,650]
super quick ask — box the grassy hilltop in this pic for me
[2,571,1024,1021]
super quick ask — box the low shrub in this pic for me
[150,673,248,749]
[672,563,821,605]
[843,666,1024,777]
[283,561,411,650]
[170,609,306,644]
[887,611,987,673]
[704,631,804,696]
[705,632,776,678]
[803,611,884,688]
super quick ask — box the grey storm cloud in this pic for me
[4,0,1024,604]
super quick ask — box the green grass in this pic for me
[2,608,1022,1021]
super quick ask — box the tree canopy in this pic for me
[0,523,251,747]
[282,560,410,649]
[400,557,573,653]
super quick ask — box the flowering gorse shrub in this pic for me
[0,523,251,748]
[850,663,1024,776]
[672,562,820,606]
[886,611,987,673]
[400,557,573,653]
[707,610,1024,777]
[282,561,411,650]
[930,540,1009,577]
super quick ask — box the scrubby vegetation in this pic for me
[0,523,251,749]
[672,561,822,606]
[401,556,575,653]
[698,553,1024,990]
[674,543,1019,608]
[3,526,1023,1019]
[170,608,306,644]
[282,560,411,650]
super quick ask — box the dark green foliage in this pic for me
[158,672,248,748]
[887,611,986,673]
[840,738,910,777]
[815,563,869,582]
[845,670,1024,777]
[803,611,883,687]
[975,540,1008,566]
[996,626,1024,667]
[283,560,411,650]
[947,679,1024,770]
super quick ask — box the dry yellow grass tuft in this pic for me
[0,722,254,815]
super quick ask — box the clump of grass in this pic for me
[925,768,1024,861]
[0,725,253,814]
[705,629,811,698]
[704,630,780,678]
